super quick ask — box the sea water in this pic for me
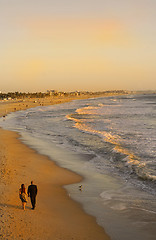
[0,94,156,240]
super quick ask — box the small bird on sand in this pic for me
[79,185,82,191]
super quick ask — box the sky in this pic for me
[0,0,156,92]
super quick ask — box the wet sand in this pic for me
[0,97,110,240]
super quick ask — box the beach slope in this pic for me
[0,98,110,240]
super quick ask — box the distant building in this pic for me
[47,90,58,96]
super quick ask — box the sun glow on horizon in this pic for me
[0,1,156,92]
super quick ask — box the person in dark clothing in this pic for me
[28,181,38,210]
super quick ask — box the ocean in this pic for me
[0,93,156,240]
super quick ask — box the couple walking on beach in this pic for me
[19,181,38,210]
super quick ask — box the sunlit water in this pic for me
[0,94,156,240]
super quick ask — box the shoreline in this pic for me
[0,96,111,239]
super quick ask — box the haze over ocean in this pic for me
[0,0,156,92]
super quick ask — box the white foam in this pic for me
[110,203,127,211]
[100,192,113,200]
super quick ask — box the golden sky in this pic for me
[0,0,156,92]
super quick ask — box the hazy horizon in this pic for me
[1,89,156,94]
[0,1,156,92]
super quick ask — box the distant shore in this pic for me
[0,95,111,240]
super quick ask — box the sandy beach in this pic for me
[0,97,111,240]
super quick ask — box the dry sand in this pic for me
[0,97,111,240]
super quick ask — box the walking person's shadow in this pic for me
[0,203,32,210]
